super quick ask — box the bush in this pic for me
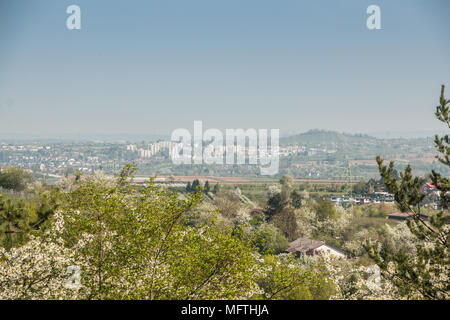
[0,167,32,192]
[315,198,337,220]
[271,208,299,241]
[254,224,289,254]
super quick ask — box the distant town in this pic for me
[0,130,446,182]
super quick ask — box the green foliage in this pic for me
[55,166,259,299]
[1,166,345,300]
[256,255,335,300]
[266,193,286,219]
[192,179,200,191]
[352,178,384,195]
[32,190,60,230]
[213,183,220,194]
[291,190,303,209]
[74,170,81,183]
[356,203,396,218]
[186,179,203,194]
[204,180,210,193]
[214,191,241,219]
[0,189,59,249]
[315,198,337,220]
[352,181,367,194]
[0,195,30,249]
[376,160,424,212]
[271,208,299,241]
[0,167,32,192]
[366,85,450,300]
[253,224,289,254]
[279,175,293,203]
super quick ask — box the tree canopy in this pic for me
[0,167,32,192]
[366,85,450,300]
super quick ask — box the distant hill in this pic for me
[280,129,377,146]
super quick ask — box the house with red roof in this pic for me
[420,182,438,195]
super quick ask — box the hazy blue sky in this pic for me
[0,0,449,137]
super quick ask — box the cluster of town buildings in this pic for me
[126,141,176,159]
[0,142,120,175]
[330,182,442,211]
[127,141,312,160]
[330,192,395,205]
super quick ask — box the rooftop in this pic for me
[286,238,324,254]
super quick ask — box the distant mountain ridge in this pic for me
[280,129,377,146]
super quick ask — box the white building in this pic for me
[286,238,346,258]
